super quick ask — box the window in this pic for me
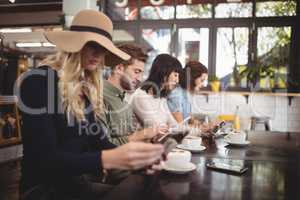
[256,0,297,17]
[112,29,136,43]
[216,28,249,87]
[140,0,175,20]
[142,28,172,78]
[215,2,253,18]
[257,27,291,88]
[106,0,138,21]
[107,0,298,90]
[176,4,212,19]
[178,28,209,67]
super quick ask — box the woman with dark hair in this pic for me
[167,61,208,123]
[131,54,182,127]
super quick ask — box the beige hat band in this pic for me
[70,25,112,41]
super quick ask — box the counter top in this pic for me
[196,91,300,97]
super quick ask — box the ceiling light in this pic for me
[0,28,32,33]
[9,0,16,3]
[227,0,242,2]
[42,42,55,47]
[16,42,42,48]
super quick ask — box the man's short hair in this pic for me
[106,43,148,68]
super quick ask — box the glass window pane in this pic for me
[106,0,138,21]
[178,28,209,67]
[256,1,297,17]
[141,0,175,20]
[216,28,249,87]
[112,29,136,43]
[176,4,212,19]
[215,3,252,18]
[257,27,291,89]
[142,28,171,78]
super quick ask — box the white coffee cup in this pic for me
[165,149,192,169]
[182,136,202,148]
[225,131,246,143]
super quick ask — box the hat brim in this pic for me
[44,31,130,62]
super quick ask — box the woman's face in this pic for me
[194,73,208,92]
[164,71,179,91]
[81,42,106,71]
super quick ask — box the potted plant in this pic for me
[208,75,220,92]
[226,65,251,92]
[239,64,275,92]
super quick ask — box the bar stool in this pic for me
[250,116,272,131]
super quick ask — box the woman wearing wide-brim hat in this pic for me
[18,10,164,200]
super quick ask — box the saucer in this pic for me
[224,139,250,146]
[177,144,206,153]
[163,162,196,174]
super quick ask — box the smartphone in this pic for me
[151,133,171,144]
[151,134,178,156]
[211,121,226,134]
[206,161,248,175]
[169,130,189,143]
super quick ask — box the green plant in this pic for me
[208,75,220,82]
[239,64,275,88]
[232,65,241,86]
[232,65,247,87]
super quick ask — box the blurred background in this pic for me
[0,0,299,92]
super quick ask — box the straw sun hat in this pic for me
[44,9,130,61]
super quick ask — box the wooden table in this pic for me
[116,131,300,200]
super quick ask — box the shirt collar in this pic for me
[104,80,126,101]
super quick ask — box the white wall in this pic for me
[191,94,300,132]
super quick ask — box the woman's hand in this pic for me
[129,125,168,142]
[102,142,164,170]
[143,125,169,140]
[209,119,222,130]
[145,161,164,175]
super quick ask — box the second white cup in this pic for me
[182,136,202,148]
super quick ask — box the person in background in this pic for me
[2,113,17,139]
[167,61,218,132]
[103,43,167,146]
[19,10,164,200]
[167,61,207,122]
[131,54,181,128]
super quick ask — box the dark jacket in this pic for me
[19,66,115,194]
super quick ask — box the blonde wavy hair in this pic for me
[39,51,67,70]
[41,51,104,122]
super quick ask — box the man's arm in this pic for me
[101,104,130,146]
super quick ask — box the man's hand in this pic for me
[129,125,168,142]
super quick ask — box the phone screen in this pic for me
[212,121,226,133]
[151,134,171,144]
[150,134,177,156]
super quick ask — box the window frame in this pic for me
[104,0,299,89]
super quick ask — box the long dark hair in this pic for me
[180,61,208,91]
[141,54,182,98]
